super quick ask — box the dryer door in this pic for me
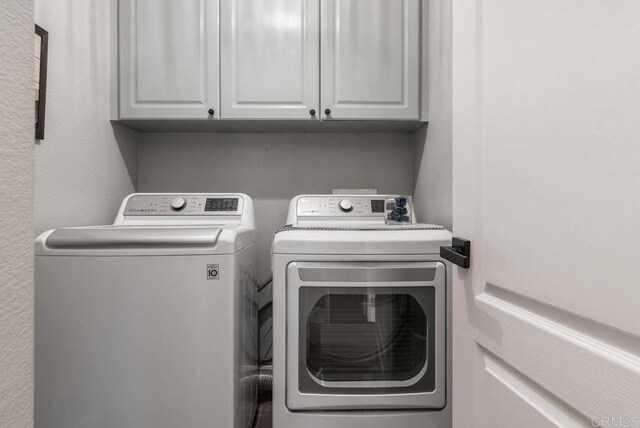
[286,261,446,410]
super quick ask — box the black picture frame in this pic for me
[35,24,48,140]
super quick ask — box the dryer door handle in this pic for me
[440,237,471,268]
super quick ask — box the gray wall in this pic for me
[0,0,35,425]
[139,133,413,283]
[34,0,138,234]
[412,0,453,230]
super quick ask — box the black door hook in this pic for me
[440,238,471,268]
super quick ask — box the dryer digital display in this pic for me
[371,200,385,213]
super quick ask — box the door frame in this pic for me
[451,0,483,422]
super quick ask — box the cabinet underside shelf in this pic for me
[114,119,428,134]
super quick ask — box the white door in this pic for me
[320,0,420,121]
[220,0,319,120]
[119,0,219,119]
[452,0,640,426]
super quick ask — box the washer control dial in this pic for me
[170,197,187,211]
[338,199,354,213]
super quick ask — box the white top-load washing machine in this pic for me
[272,194,453,428]
[35,193,258,428]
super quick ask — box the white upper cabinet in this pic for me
[320,0,420,120]
[115,0,422,122]
[220,0,320,119]
[119,0,219,119]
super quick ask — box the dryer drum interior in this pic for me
[298,283,437,395]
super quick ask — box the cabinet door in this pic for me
[220,0,319,119]
[119,0,219,119]
[321,0,420,120]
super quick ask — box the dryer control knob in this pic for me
[339,199,354,213]
[170,197,187,211]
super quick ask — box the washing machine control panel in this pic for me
[296,196,390,217]
[124,195,243,216]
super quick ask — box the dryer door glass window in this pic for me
[299,286,436,394]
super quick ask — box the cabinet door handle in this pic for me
[324,108,331,116]
[208,108,215,116]
[309,109,316,116]
[440,237,471,268]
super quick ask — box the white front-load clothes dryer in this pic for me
[272,194,453,428]
[35,193,258,428]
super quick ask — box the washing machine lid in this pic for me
[35,225,256,256]
[272,226,453,255]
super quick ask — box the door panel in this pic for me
[220,0,319,119]
[119,0,219,119]
[321,0,420,120]
[474,287,640,418]
[477,349,587,427]
[482,0,640,338]
[452,0,640,426]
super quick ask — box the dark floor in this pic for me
[252,401,272,428]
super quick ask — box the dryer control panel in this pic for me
[296,196,390,217]
[293,194,415,222]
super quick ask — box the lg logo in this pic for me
[207,264,219,280]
